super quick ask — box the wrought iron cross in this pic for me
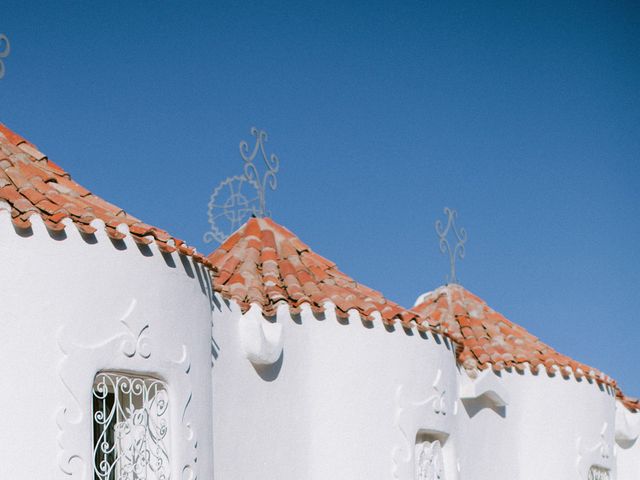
[204,127,280,244]
[435,207,467,285]
[0,34,10,79]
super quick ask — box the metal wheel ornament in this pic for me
[204,127,280,244]
[204,175,261,244]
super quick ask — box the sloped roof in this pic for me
[619,393,640,413]
[413,284,616,386]
[207,217,432,326]
[1,122,635,410]
[0,123,212,268]
[208,219,640,408]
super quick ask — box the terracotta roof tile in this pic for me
[0,123,212,269]
[411,284,640,407]
[7,123,633,412]
[206,217,427,327]
[619,393,640,412]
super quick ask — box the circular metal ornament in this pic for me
[204,175,261,244]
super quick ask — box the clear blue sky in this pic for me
[2,1,638,395]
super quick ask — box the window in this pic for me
[588,466,610,480]
[92,372,170,480]
[415,432,446,480]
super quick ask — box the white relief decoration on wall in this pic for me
[416,440,446,480]
[57,299,197,480]
[391,367,455,480]
[431,370,447,416]
[120,300,152,359]
[458,368,509,407]
[92,373,170,480]
[615,400,640,444]
[576,422,614,479]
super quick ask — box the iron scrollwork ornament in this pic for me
[0,34,10,79]
[92,372,170,480]
[435,207,467,285]
[588,466,610,480]
[204,127,280,244]
[415,440,445,480]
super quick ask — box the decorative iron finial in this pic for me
[204,127,280,244]
[435,207,467,285]
[0,34,10,79]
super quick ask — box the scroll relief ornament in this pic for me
[204,127,280,244]
[392,368,456,480]
[577,422,614,480]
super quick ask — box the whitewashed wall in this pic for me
[0,209,214,480]
[211,300,458,480]
[456,366,617,480]
[0,201,630,480]
[615,401,640,479]
[211,296,626,480]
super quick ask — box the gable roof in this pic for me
[413,284,616,385]
[0,123,212,268]
[207,217,432,327]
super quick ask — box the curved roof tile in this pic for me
[2,122,635,411]
[0,123,212,268]
[413,284,617,387]
[210,220,637,409]
[207,217,431,327]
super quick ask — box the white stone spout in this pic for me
[239,303,284,365]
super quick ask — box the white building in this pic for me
[0,123,637,479]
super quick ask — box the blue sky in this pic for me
[1,1,638,395]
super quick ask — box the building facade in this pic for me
[0,123,637,479]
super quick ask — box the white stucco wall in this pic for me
[1,202,629,480]
[0,210,214,480]
[616,401,640,479]
[456,366,617,480]
[211,300,458,480]
[212,296,625,480]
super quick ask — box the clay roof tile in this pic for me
[412,283,635,405]
[0,122,205,265]
[207,217,425,327]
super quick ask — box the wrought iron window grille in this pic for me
[588,466,610,480]
[92,371,170,480]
